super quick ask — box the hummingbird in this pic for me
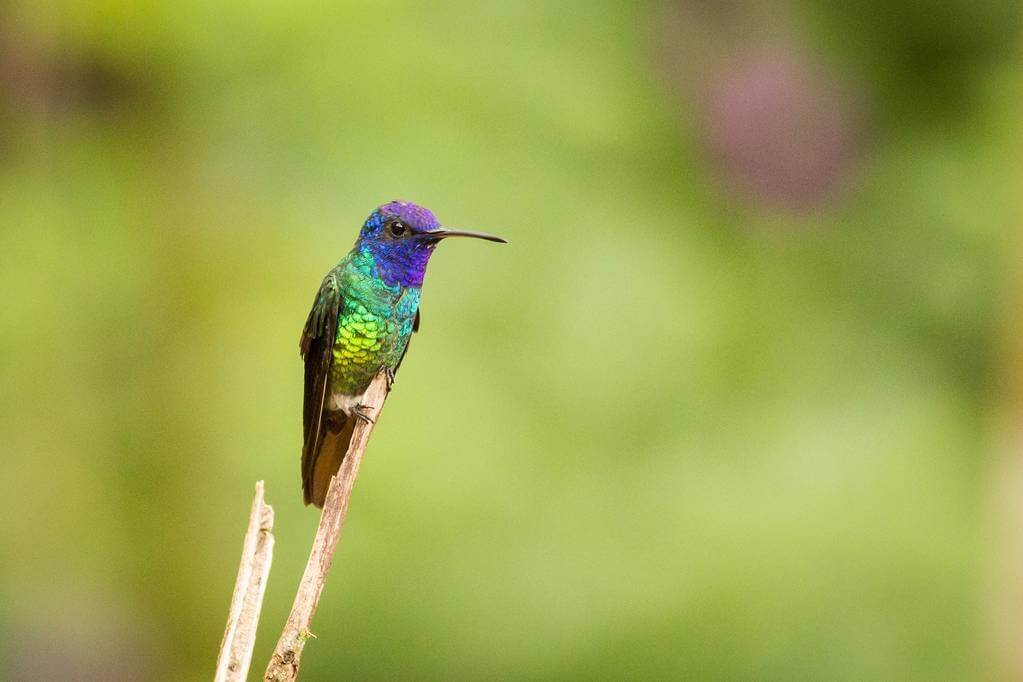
[299,201,506,507]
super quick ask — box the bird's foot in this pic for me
[351,403,375,424]
[383,367,396,392]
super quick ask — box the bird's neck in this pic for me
[355,241,431,288]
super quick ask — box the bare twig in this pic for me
[264,371,390,681]
[215,481,276,682]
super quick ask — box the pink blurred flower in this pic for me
[699,49,860,210]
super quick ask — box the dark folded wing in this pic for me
[299,270,343,496]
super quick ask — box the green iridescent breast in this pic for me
[329,251,420,396]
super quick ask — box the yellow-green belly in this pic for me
[329,294,417,396]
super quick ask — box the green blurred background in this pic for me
[2,1,1022,679]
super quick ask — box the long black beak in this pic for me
[426,227,507,243]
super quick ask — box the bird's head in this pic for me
[356,201,506,288]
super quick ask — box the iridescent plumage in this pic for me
[327,249,420,396]
[299,201,505,506]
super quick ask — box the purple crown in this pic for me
[379,201,440,232]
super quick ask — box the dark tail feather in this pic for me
[302,415,356,507]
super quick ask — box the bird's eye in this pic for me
[389,221,408,237]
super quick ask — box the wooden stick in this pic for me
[264,372,389,681]
[215,481,276,682]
